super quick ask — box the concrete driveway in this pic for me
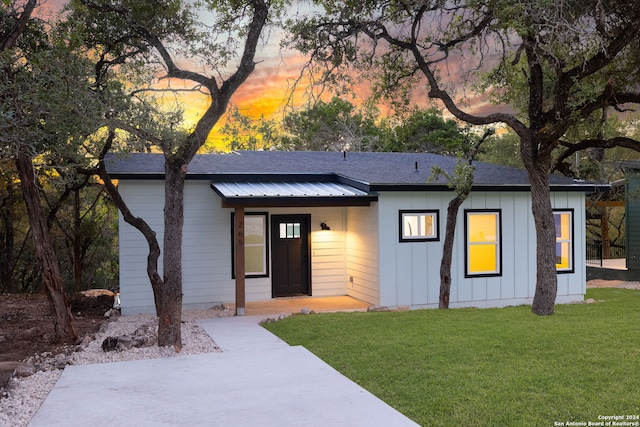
[29,316,418,427]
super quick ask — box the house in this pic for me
[586,162,640,281]
[106,151,602,315]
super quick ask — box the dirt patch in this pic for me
[0,293,111,390]
[586,279,640,289]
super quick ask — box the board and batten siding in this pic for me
[376,190,586,309]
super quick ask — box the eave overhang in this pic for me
[210,178,378,208]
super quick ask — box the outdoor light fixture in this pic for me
[320,222,331,231]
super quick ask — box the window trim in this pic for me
[399,210,440,242]
[554,209,575,274]
[464,209,502,278]
[231,212,270,279]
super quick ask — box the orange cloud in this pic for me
[35,1,508,152]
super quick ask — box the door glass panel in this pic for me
[280,222,301,239]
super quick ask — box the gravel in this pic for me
[0,306,234,427]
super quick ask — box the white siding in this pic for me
[266,206,347,297]
[119,180,235,314]
[377,190,586,309]
[118,181,352,314]
[345,205,379,305]
[118,178,586,314]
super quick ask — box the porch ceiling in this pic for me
[211,180,378,208]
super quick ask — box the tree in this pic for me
[221,105,279,151]
[223,98,469,155]
[0,0,86,343]
[431,129,492,308]
[286,0,640,315]
[477,130,523,168]
[279,96,382,151]
[384,107,467,154]
[69,0,281,348]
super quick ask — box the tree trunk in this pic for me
[2,179,17,293]
[157,159,185,350]
[98,147,163,314]
[15,148,77,343]
[439,196,464,308]
[73,189,83,292]
[522,141,558,315]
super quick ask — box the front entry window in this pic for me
[280,222,301,239]
[231,212,269,278]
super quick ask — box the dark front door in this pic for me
[271,214,311,297]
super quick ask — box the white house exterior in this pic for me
[108,151,597,314]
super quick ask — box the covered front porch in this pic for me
[212,176,379,315]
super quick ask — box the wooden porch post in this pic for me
[234,207,246,316]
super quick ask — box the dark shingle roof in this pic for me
[105,151,600,192]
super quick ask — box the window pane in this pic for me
[245,217,264,244]
[279,223,286,239]
[233,213,268,277]
[556,242,570,269]
[421,215,434,237]
[404,215,419,237]
[400,211,438,241]
[466,211,500,276]
[554,212,571,239]
[554,211,572,271]
[469,244,498,274]
[468,214,497,242]
[293,223,300,238]
[245,246,265,274]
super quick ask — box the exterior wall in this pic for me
[267,206,348,298]
[118,180,234,314]
[345,205,380,305]
[377,190,586,309]
[118,179,586,314]
[118,180,352,314]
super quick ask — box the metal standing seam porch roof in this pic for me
[211,180,378,207]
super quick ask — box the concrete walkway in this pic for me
[29,316,418,427]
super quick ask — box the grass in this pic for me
[262,288,640,426]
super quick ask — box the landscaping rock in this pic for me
[14,364,35,378]
[101,323,157,352]
[367,305,389,312]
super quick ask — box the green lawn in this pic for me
[262,288,640,426]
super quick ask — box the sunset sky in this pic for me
[38,0,504,151]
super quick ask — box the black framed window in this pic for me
[231,212,269,278]
[399,210,439,242]
[465,209,502,277]
[554,209,574,273]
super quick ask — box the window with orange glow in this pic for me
[465,210,501,277]
[554,210,573,272]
